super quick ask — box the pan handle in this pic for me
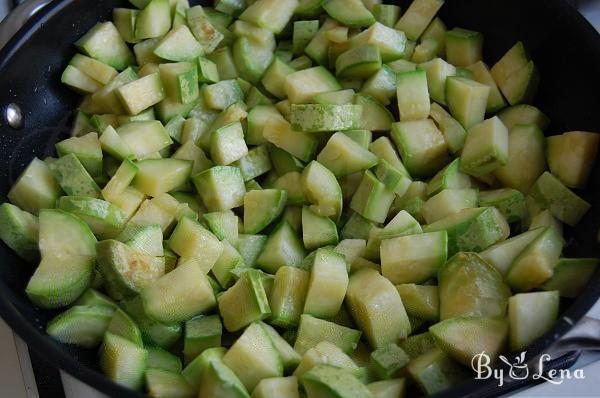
[0,0,51,50]
[549,316,600,353]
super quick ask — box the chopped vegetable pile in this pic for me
[0,0,599,397]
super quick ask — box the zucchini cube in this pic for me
[479,188,527,224]
[424,207,510,256]
[460,116,509,177]
[547,131,600,189]
[203,79,244,110]
[465,61,507,114]
[317,132,379,177]
[446,76,490,130]
[422,188,479,224]
[529,172,591,226]
[284,66,342,104]
[336,44,382,79]
[132,159,192,197]
[210,122,248,166]
[370,343,410,380]
[350,22,406,62]
[159,62,199,104]
[184,315,223,364]
[350,171,395,223]
[187,6,224,53]
[218,269,271,332]
[391,119,449,178]
[347,268,411,348]
[192,166,246,211]
[508,291,559,352]
[153,25,204,62]
[294,314,362,355]
[419,58,456,105]
[197,57,220,84]
[445,28,483,67]
[396,284,440,322]
[381,231,448,285]
[439,252,511,320]
[395,0,444,40]
[290,104,362,133]
[270,266,310,328]
[396,70,430,121]
[75,22,135,70]
[303,249,348,319]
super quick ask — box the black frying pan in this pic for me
[0,0,599,397]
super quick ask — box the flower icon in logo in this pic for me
[499,352,529,380]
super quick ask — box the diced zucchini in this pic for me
[355,94,395,132]
[302,206,339,251]
[316,132,378,177]
[75,22,135,70]
[508,291,559,351]
[411,39,440,64]
[100,332,148,390]
[368,379,406,398]
[499,60,539,105]
[421,17,447,56]
[336,45,382,79]
[290,104,362,132]
[263,117,318,163]
[541,258,599,298]
[0,203,39,263]
[116,121,172,160]
[256,220,306,273]
[253,377,299,398]
[62,65,103,93]
[360,65,396,106]
[121,296,182,349]
[243,189,286,234]
[159,62,199,105]
[48,153,101,198]
[293,20,320,56]
[529,172,591,226]
[479,188,527,224]
[323,0,375,28]
[381,231,447,285]
[192,166,246,211]
[269,266,310,328]
[430,316,508,366]
[506,226,564,292]
[370,343,410,380]
[497,104,550,131]
[493,124,546,193]
[285,66,341,104]
[141,261,216,323]
[426,159,471,197]
[446,76,490,129]
[302,365,372,398]
[302,161,343,221]
[218,269,271,331]
[422,188,479,224]
[303,248,347,318]
[396,70,430,121]
[438,252,511,320]
[347,268,411,348]
[168,215,223,271]
[373,4,401,27]
[479,228,545,277]
[186,6,224,54]
[429,102,467,154]
[350,171,395,223]
[369,137,410,176]
[107,307,143,346]
[58,196,126,239]
[239,0,298,34]
[374,160,412,196]
[295,314,361,355]
[294,341,359,378]
[184,315,223,364]
[47,305,114,348]
[418,58,456,106]
[395,0,444,40]
[460,116,509,177]
[425,206,510,255]
[445,28,483,67]
[547,131,599,189]
[232,37,275,84]
[145,369,195,398]
[222,322,283,391]
[396,284,439,322]
[407,348,467,395]
[391,119,448,178]
[96,239,164,300]
[465,61,507,114]
[132,159,192,197]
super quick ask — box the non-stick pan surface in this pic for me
[0,0,599,397]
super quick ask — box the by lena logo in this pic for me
[471,351,585,387]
